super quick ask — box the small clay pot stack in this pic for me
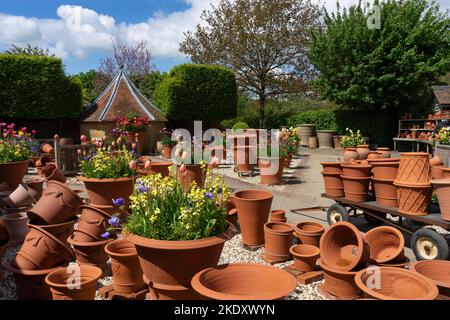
[369,158,400,207]
[321,162,344,197]
[341,163,372,202]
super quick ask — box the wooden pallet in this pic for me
[283,265,324,285]
[98,284,148,300]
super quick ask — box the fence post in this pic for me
[54,134,61,171]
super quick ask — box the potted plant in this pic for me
[173,138,207,192]
[124,169,235,300]
[159,128,177,159]
[113,113,151,154]
[280,127,299,167]
[340,128,366,162]
[431,126,450,166]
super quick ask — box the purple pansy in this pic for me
[100,232,110,239]
[112,197,126,207]
[138,185,148,193]
[108,216,120,227]
[204,192,214,199]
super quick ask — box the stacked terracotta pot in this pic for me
[321,162,344,197]
[341,163,372,202]
[369,158,400,207]
[290,221,323,273]
[231,133,257,174]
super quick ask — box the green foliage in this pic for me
[232,122,250,130]
[288,108,339,131]
[221,94,259,129]
[308,0,450,114]
[135,71,168,99]
[71,70,97,103]
[340,128,366,148]
[0,54,82,119]
[154,64,238,120]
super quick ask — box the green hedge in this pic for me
[0,54,83,119]
[154,64,238,120]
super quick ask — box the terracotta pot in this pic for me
[293,221,324,247]
[15,225,74,270]
[394,181,432,216]
[319,259,361,299]
[431,179,450,221]
[321,162,342,174]
[343,148,359,162]
[367,151,382,160]
[88,203,128,219]
[308,136,318,149]
[74,205,112,242]
[45,264,102,300]
[430,155,443,166]
[356,145,370,160]
[259,158,284,185]
[29,217,78,247]
[376,148,391,158]
[355,267,438,300]
[341,163,372,177]
[263,222,293,262]
[0,160,29,190]
[27,180,83,225]
[320,221,369,272]
[321,172,345,197]
[317,130,337,148]
[35,156,53,168]
[371,161,399,180]
[395,152,431,184]
[146,161,172,177]
[231,190,273,246]
[443,167,450,178]
[105,240,146,294]
[178,164,205,192]
[372,178,398,207]
[431,165,445,179]
[2,212,30,246]
[298,124,316,146]
[341,175,370,202]
[411,260,450,298]
[40,143,54,154]
[191,263,297,300]
[24,178,45,201]
[270,209,286,223]
[77,176,134,208]
[126,226,236,300]
[67,235,112,271]
[233,146,255,172]
[290,244,320,272]
[161,145,172,159]
[364,226,405,264]
[39,163,66,183]
[3,184,35,208]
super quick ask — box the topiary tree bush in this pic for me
[232,122,250,130]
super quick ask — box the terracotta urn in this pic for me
[367,151,382,160]
[270,209,287,223]
[376,148,391,158]
[74,206,112,242]
[2,212,30,246]
[364,226,405,264]
[0,160,30,190]
[372,178,398,207]
[319,259,361,299]
[395,152,431,184]
[321,162,342,174]
[29,217,78,247]
[321,172,345,197]
[3,184,35,208]
[290,244,320,272]
[258,157,284,185]
[293,221,324,247]
[341,175,371,202]
[431,179,450,221]
[356,145,370,160]
[341,163,372,177]
[394,181,432,216]
[343,148,359,162]
[263,222,294,263]
[410,260,450,298]
[178,164,205,192]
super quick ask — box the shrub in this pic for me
[232,122,250,130]
[288,108,338,131]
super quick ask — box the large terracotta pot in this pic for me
[270,209,286,223]
[298,124,316,146]
[317,130,337,148]
[126,226,235,300]
[293,221,324,247]
[364,226,405,264]
[319,259,361,299]
[146,161,172,177]
[258,157,284,185]
[395,152,431,184]
[29,217,78,247]
[356,145,370,160]
[3,184,35,208]
[191,263,297,300]
[321,172,345,197]
[231,190,273,246]
[178,164,205,192]
[67,235,112,272]
[45,264,102,300]
[321,162,342,174]
[127,131,145,155]
[290,244,320,272]
[161,145,173,159]
[372,178,398,207]
[2,212,29,245]
[376,148,391,158]
[319,221,369,272]
[27,180,83,225]
[370,161,399,180]
[233,146,255,172]
[394,181,432,216]
[77,176,134,208]
[263,222,293,262]
[431,179,450,221]
[0,160,29,190]
[355,267,438,300]
[343,148,359,162]
[341,163,372,177]
[105,240,146,294]
[410,260,450,298]
[39,163,66,183]
[73,206,112,242]
[341,175,370,202]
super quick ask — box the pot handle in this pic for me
[43,190,77,209]
[80,216,104,227]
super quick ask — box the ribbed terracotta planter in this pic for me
[161,146,172,159]
[270,209,286,223]
[74,205,112,242]
[395,152,431,184]
[431,179,450,221]
[29,217,78,247]
[45,264,102,300]
[259,158,284,185]
[371,161,399,180]
[3,184,35,208]
[39,163,66,183]
[376,148,391,158]
[2,212,29,246]
[321,162,342,174]
[24,178,45,201]
[77,176,134,208]
[191,263,297,300]
[372,178,398,207]
[355,267,438,300]
[411,260,450,298]
[341,164,372,177]
[0,160,29,190]
[319,259,361,299]
[263,222,294,263]
[356,145,370,160]
[290,244,320,272]
[394,182,432,216]
[293,221,324,247]
[364,226,405,264]
[67,235,112,272]
[341,175,370,202]
[321,172,345,197]
[343,148,359,162]
[231,190,273,246]
[233,146,255,172]
[319,221,369,272]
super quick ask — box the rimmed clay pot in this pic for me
[77,176,134,208]
[293,221,325,247]
[270,209,286,223]
[364,226,405,264]
[178,164,205,192]
[191,263,297,300]
[370,161,399,180]
[24,178,45,201]
[355,266,438,300]
[394,181,432,216]
[341,163,372,177]
[230,190,273,246]
[258,157,284,185]
[443,167,450,179]
[317,130,337,148]
[376,148,391,158]
[40,143,54,154]
[341,175,371,202]
[126,224,236,300]
[3,184,35,208]
[321,162,342,174]
[27,180,83,225]
[161,145,173,159]
[45,263,102,300]
[431,165,445,179]
[73,205,112,242]
[29,217,78,247]
[35,156,53,168]
[430,155,443,166]
[233,146,255,173]
[321,172,344,197]
[372,178,398,207]
[263,222,294,263]
[67,235,112,272]
[7,261,66,300]
[2,212,30,245]
[15,225,74,270]
[367,151,382,160]
[410,260,450,298]
[39,163,66,183]
[343,148,359,162]
[0,160,29,190]
[395,152,431,184]
[356,144,370,160]
[319,221,369,272]
[105,240,146,294]
[146,161,172,177]
[319,259,361,299]
[290,244,320,272]
[431,179,450,221]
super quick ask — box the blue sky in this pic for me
[0,0,448,75]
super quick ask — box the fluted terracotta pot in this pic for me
[321,172,345,197]
[356,145,370,160]
[395,152,431,184]
[376,148,391,158]
[343,148,359,162]
[290,244,320,272]
[364,226,405,264]
[431,179,450,221]
[263,222,294,263]
[411,260,450,298]
[293,221,324,247]
[319,259,361,299]
[0,160,29,190]
[341,175,371,202]
[372,178,398,207]
[394,181,432,216]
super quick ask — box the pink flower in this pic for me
[32,130,37,135]
[77,149,82,155]
[21,127,27,132]
[129,160,137,170]
[144,160,151,169]
[91,138,96,144]
[208,156,220,169]
[179,163,186,173]
[80,135,87,142]
[132,143,137,150]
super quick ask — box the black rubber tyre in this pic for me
[327,203,350,225]
[411,228,449,261]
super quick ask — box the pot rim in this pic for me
[344,148,358,151]
[399,152,430,157]
[318,259,358,275]
[28,216,78,228]
[264,222,293,234]
[79,205,112,219]
[294,221,325,234]
[67,234,113,247]
[104,239,137,258]
[6,261,67,275]
[77,176,135,183]
[341,175,371,181]
[410,260,450,289]
[232,189,273,202]
[289,244,320,257]
[431,178,450,185]
[393,181,432,188]
[341,164,372,169]
[45,264,102,288]
[364,226,405,264]
[28,224,75,259]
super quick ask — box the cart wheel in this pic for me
[327,203,350,225]
[411,229,449,261]
[363,212,385,226]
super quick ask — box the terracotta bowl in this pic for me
[191,263,297,300]
[364,226,405,264]
[410,260,450,297]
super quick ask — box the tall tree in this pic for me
[180,0,321,128]
[308,0,450,115]
[71,70,98,104]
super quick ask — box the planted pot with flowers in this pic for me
[113,113,151,154]
[280,127,299,168]
[432,126,450,166]
[340,128,366,162]
[159,128,177,159]
[124,170,236,300]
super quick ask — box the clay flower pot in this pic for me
[319,259,361,299]
[258,157,284,185]
[126,225,236,300]
[443,168,450,179]
[67,235,112,272]
[233,146,255,172]
[317,130,337,148]
[356,144,370,160]
[341,163,372,177]
[431,165,445,179]
[343,148,359,162]
[35,156,53,168]
[45,264,102,300]
[105,240,146,294]
[364,226,405,264]
[395,152,431,184]
[411,260,450,298]
[270,209,286,223]
[3,184,35,208]
[290,244,320,272]
[15,225,74,270]
[341,175,371,202]
[178,164,205,192]
[321,172,345,197]
[161,145,173,159]
[145,161,172,177]
[355,267,438,300]
[370,161,399,180]
[231,190,273,246]
[320,221,369,272]
[431,179,450,221]
[40,143,54,154]
[27,180,83,225]
[0,160,29,190]
[2,212,29,246]
[293,221,324,247]
[263,222,294,263]
[77,176,134,208]
[191,263,297,300]
[430,155,443,166]
[74,205,112,242]
[321,162,342,174]
[29,217,78,247]
[367,151,382,160]
[376,148,391,158]
[394,181,432,216]
[39,163,66,183]
[24,178,45,201]
[372,178,398,207]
